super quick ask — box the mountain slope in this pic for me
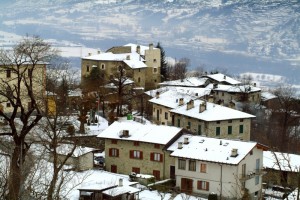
[0,0,300,83]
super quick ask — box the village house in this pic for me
[206,83,262,107]
[0,63,46,114]
[168,134,267,199]
[263,151,300,188]
[202,73,241,86]
[170,99,255,141]
[81,43,161,91]
[148,87,211,125]
[159,77,210,88]
[97,120,187,180]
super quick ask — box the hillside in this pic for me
[0,0,300,83]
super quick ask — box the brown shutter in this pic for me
[116,149,119,157]
[140,151,143,159]
[206,182,209,191]
[160,154,163,162]
[130,150,133,158]
[197,181,201,190]
[109,148,112,156]
[150,153,154,161]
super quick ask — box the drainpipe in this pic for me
[163,150,166,179]
[220,164,223,200]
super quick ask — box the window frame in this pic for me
[200,163,207,173]
[178,159,186,170]
[189,160,196,171]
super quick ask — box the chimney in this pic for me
[224,75,226,80]
[213,83,218,89]
[136,45,141,54]
[183,137,189,144]
[149,43,153,50]
[126,55,130,60]
[97,50,101,54]
[179,98,184,106]
[119,178,123,187]
[88,52,92,56]
[199,102,206,113]
[253,82,256,87]
[156,91,160,99]
[123,130,129,137]
[186,100,194,110]
[230,148,238,157]
[178,142,183,149]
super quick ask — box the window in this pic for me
[130,150,143,159]
[189,160,196,171]
[86,65,90,72]
[240,119,244,122]
[187,122,191,129]
[111,139,117,144]
[216,127,220,136]
[239,125,244,134]
[6,69,11,78]
[154,79,157,82]
[198,125,202,135]
[132,167,140,174]
[109,148,119,157]
[111,165,117,173]
[153,170,160,180]
[6,103,11,108]
[178,159,186,170]
[154,144,160,149]
[133,141,139,146]
[216,121,220,124]
[197,181,209,191]
[150,153,163,162]
[228,120,232,123]
[228,126,232,135]
[165,112,168,120]
[101,63,105,70]
[177,119,180,127]
[139,69,141,72]
[138,77,141,83]
[200,163,206,173]
[255,175,260,185]
[222,92,224,96]
[153,59,157,62]
[153,68,158,73]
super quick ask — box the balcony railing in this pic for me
[239,168,265,180]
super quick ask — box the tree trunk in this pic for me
[8,144,23,200]
[47,168,59,200]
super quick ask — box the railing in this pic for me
[239,168,265,180]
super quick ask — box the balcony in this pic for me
[239,168,265,180]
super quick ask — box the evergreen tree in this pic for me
[156,42,168,81]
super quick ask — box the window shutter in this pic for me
[150,153,154,161]
[206,182,209,191]
[140,151,143,159]
[197,181,201,190]
[160,154,163,162]
[109,148,112,157]
[130,150,133,158]
[116,149,119,157]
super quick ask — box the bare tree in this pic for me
[0,36,56,200]
[173,58,190,80]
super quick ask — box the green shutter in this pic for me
[198,125,202,135]
[228,126,232,135]
[216,127,220,136]
[239,125,244,134]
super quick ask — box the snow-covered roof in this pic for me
[159,77,208,87]
[149,87,211,109]
[82,51,146,69]
[68,88,82,97]
[170,99,255,121]
[261,92,277,101]
[97,121,182,145]
[206,84,261,93]
[103,185,140,196]
[56,145,95,157]
[263,151,300,172]
[169,134,258,165]
[203,73,241,85]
